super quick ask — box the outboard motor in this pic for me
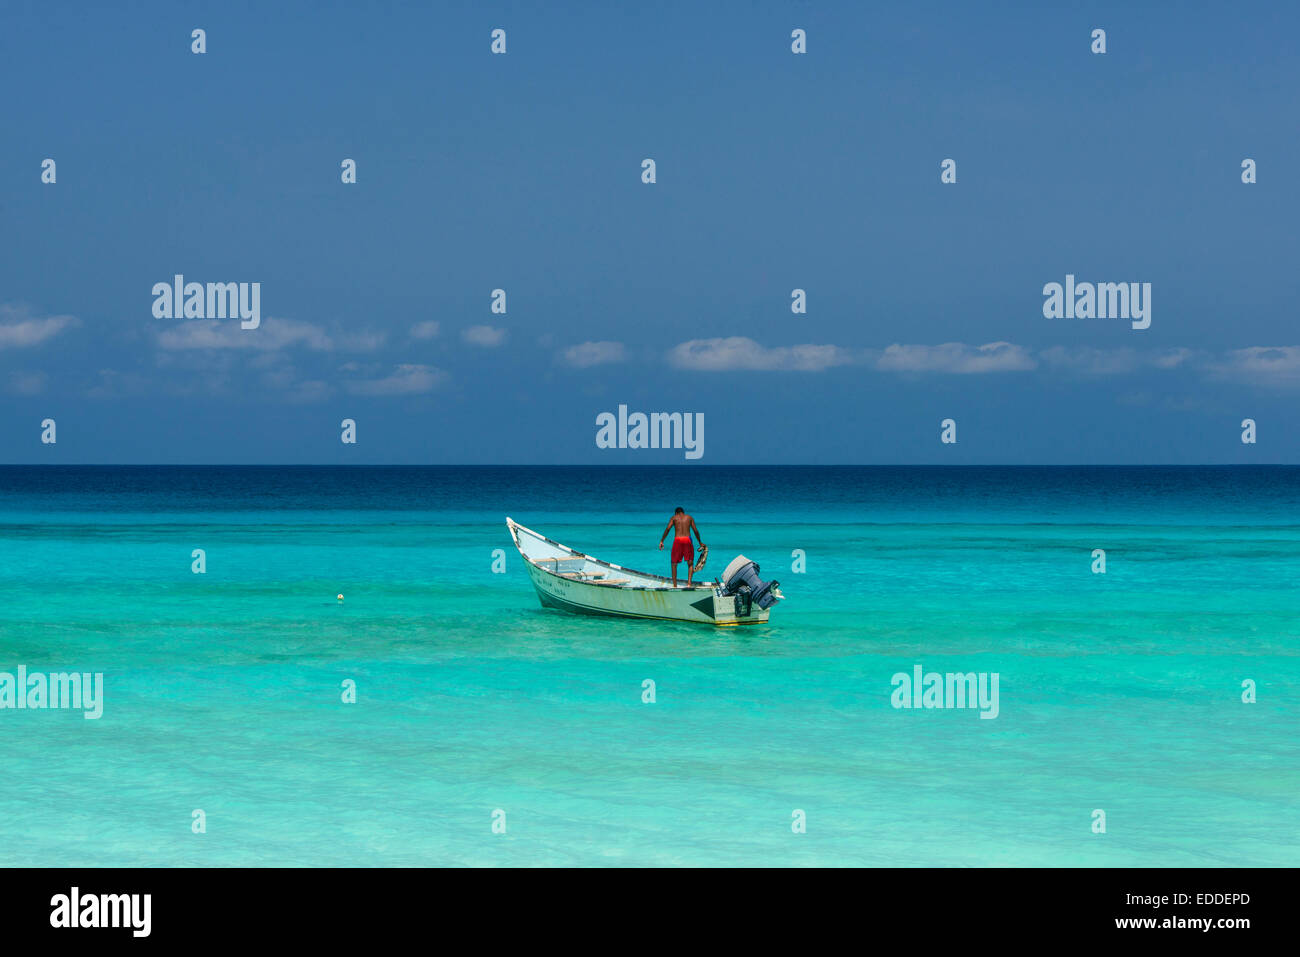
[720,555,782,616]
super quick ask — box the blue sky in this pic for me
[2,0,1298,464]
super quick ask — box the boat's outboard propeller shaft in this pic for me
[720,555,782,615]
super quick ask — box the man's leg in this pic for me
[670,560,678,586]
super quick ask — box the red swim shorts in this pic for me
[671,536,694,564]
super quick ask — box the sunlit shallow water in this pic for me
[1,466,1296,866]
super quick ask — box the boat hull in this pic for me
[521,557,769,626]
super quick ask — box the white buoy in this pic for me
[336,594,344,602]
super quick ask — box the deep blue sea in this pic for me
[0,466,1296,866]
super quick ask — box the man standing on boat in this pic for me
[658,507,705,587]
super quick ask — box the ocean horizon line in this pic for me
[1,463,1297,469]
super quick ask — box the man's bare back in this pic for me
[658,507,704,586]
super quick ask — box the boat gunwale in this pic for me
[507,517,717,592]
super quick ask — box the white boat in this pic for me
[507,517,783,626]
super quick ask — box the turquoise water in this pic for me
[1,466,1297,866]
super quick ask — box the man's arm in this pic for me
[658,518,673,549]
[690,517,703,545]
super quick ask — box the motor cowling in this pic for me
[721,555,781,612]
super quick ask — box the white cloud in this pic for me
[669,336,854,371]
[877,341,1036,374]
[6,371,47,395]
[157,317,335,351]
[0,305,78,349]
[1152,347,1195,369]
[285,380,333,403]
[254,362,334,403]
[411,321,441,340]
[86,368,149,400]
[462,325,506,347]
[345,363,446,395]
[154,318,385,354]
[1209,346,1300,387]
[340,329,388,352]
[1038,345,1139,376]
[561,341,626,367]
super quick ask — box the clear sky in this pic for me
[2,1,1298,464]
